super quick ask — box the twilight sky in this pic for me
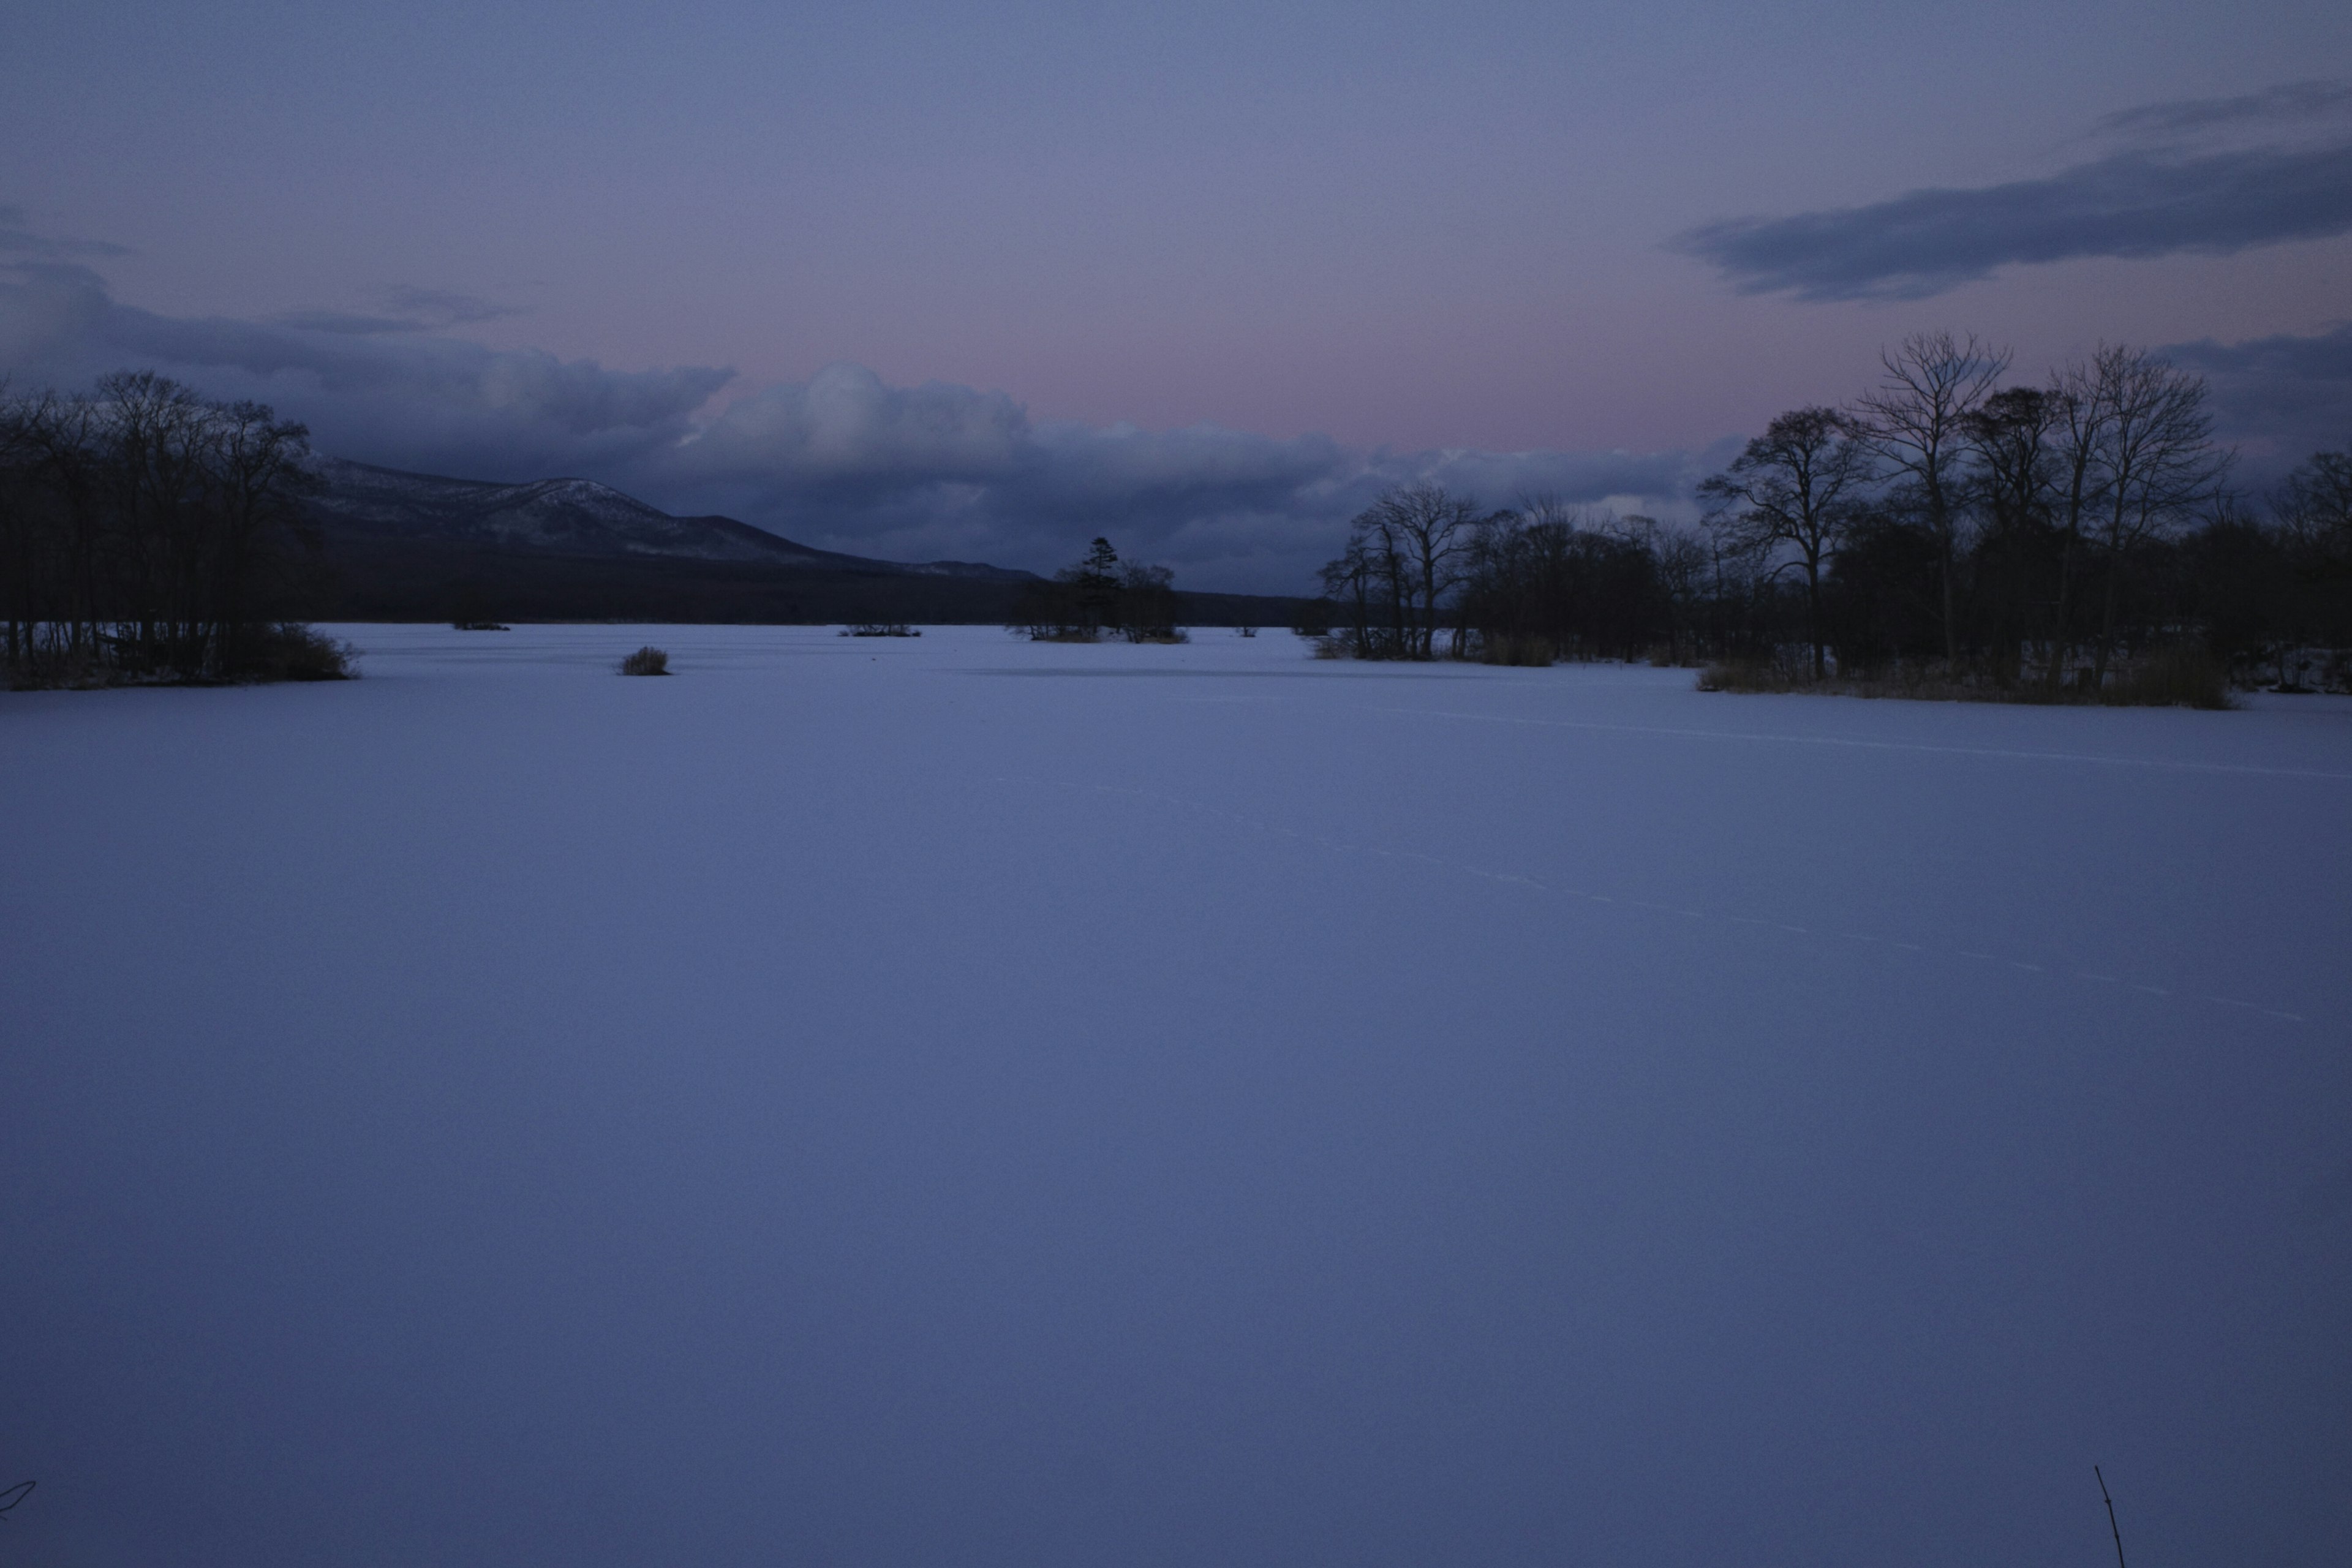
[5,0,2350,590]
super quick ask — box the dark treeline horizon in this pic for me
[0,371,342,684]
[1313,333,2352,693]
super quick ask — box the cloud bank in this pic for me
[2162,320,2352,477]
[1674,80,2352,301]
[660,368,1697,585]
[3,259,736,484]
[1,259,1703,594]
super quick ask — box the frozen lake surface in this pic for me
[6,624,2348,1566]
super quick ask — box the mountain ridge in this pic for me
[306,457,1035,582]
[293,456,1306,627]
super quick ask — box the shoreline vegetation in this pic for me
[1298,333,2350,707]
[7,621,357,691]
[1694,647,2237,709]
[3,372,355,688]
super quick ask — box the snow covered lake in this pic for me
[6,624,2348,1566]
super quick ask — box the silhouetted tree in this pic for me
[2277,446,2352,555]
[2039,367,2113,686]
[2266,443,2352,679]
[1646,519,1711,666]
[2078,345,2230,680]
[1076,537,1121,631]
[1117,561,1179,641]
[1959,385,2062,681]
[1852,332,2009,664]
[1320,486,1474,658]
[1453,500,1672,663]
[1699,407,1872,678]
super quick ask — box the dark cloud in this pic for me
[1673,81,2352,301]
[2162,321,2352,480]
[2095,78,2352,143]
[1,260,732,481]
[1,268,1703,592]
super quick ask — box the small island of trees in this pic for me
[1011,537,1186,643]
[1,372,353,687]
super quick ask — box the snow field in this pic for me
[3,624,2347,1567]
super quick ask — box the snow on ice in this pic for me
[4,625,2346,1566]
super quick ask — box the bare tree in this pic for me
[2079,345,2231,680]
[1373,483,1479,658]
[1962,386,2059,535]
[2041,369,2113,687]
[1321,483,1477,658]
[1698,406,1872,678]
[1650,522,1712,666]
[204,399,321,668]
[1960,385,2062,679]
[2275,445,2352,551]
[94,370,214,666]
[1852,332,2010,663]
[1117,560,1178,641]
[7,387,109,672]
[1319,515,1412,655]
[1602,512,1711,665]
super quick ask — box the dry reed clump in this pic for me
[2103,648,2233,709]
[4,645,121,691]
[618,646,670,676]
[1698,649,2233,709]
[248,624,360,682]
[1695,662,1803,694]
[1477,633,1557,667]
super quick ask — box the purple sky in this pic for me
[6,0,2350,589]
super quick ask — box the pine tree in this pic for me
[1077,537,1120,629]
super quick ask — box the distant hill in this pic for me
[294,459,1305,627]
[307,458,1028,578]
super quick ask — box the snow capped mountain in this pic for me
[306,458,1030,580]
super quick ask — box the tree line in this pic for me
[1,371,350,685]
[1310,333,2352,693]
